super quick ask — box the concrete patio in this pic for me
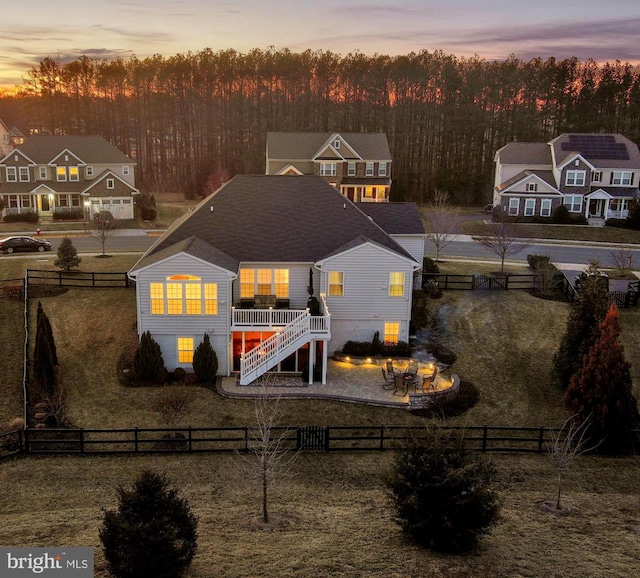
[218,358,458,409]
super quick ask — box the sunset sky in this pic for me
[1,0,639,87]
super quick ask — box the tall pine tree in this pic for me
[564,305,639,450]
[33,302,58,396]
[54,236,81,271]
[553,261,610,389]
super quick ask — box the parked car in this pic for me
[0,236,52,254]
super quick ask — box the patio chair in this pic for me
[393,374,408,396]
[406,360,419,375]
[381,369,396,391]
[386,360,400,375]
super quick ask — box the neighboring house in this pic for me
[493,133,640,222]
[0,135,138,220]
[266,132,392,202]
[128,175,424,385]
[0,118,24,156]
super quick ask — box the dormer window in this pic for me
[527,183,538,192]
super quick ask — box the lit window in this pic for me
[107,178,115,189]
[540,199,552,217]
[365,162,374,176]
[39,166,47,179]
[177,337,194,363]
[150,283,164,314]
[364,187,374,198]
[204,284,218,315]
[257,269,272,295]
[347,162,356,176]
[565,170,586,186]
[524,199,535,216]
[185,283,202,315]
[19,167,29,182]
[274,269,289,298]
[611,171,632,186]
[329,271,344,297]
[166,283,183,314]
[6,167,16,182]
[389,272,405,297]
[240,269,255,298]
[378,162,387,177]
[68,167,79,181]
[320,163,336,176]
[57,167,67,181]
[384,322,400,344]
[508,198,520,216]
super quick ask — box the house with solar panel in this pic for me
[492,133,640,224]
[128,175,424,384]
[266,132,392,202]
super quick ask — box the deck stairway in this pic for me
[239,311,312,385]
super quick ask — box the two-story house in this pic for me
[128,175,424,385]
[493,133,640,223]
[0,135,138,220]
[266,132,392,202]
[0,119,24,156]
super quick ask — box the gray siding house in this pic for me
[493,133,640,223]
[128,175,424,385]
[266,132,393,202]
[0,135,138,220]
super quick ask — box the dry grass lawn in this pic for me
[0,452,638,577]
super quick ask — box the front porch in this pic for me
[219,358,459,409]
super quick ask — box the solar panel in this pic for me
[561,135,629,160]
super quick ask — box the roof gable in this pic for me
[49,148,85,165]
[0,148,37,165]
[16,135,133,165]
[357,202,425,235]
[267,132,391,161]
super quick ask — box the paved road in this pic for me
[425,235,640,268]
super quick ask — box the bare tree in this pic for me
[425,190,462,261]
[546,414,597,511]
[608,246,636,277]
[472,220,532,271]
[90,212,120,257]
[236,377,299,524]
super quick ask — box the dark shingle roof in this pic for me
[12,135,132,165]
[357,202,425,235]
[550,133,640,169]
[496,142,552,165]
[497,170,559,192]
[267,132,391,161]
[133,175,415,272]
[596,186,640,198]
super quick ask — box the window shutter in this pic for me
[631,173,635,186]
[610,173,614,184]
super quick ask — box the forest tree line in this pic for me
[1,48,640,204]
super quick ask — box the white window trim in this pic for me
[563,195,583,213]
[86,166,94,177]
[328,271,344,297]
[527,182,538,192]
[388,272,405,297]
[6,167,16,182]
[18,166,29,182]
[320,163,336,177]
[524,199,535,216]
[68,167,79,182]
[378,162,387,177]
[508,198,520,216]
[106,178,115,189]
[565,170,586,187]
[334,140,340,149]
[540,199,552,217]
[365,162,374,176]
[56,167,67,182]
[39,166,47,179]
[612,171,632,186]
[347,162,356,176]
[122,166,130,176]
[591,171,601,183]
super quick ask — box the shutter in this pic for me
[631,173,635,186]
[610,173,614,184]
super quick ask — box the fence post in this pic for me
[188,426,192,452]
[324,426,330,452]
[380,425,385,450]
[23,428,29,454]
[482,425,488,452]
[92,272,96,288]
[80,429,85,454]
[472,274,476,290]
[244,426,249,452]
[504,274,509,291]
[538,426,545,453]
[134,427,139,453]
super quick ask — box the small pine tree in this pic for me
[133,331,165,382]
[100,470,198,578]
[54,236,81,271]
[564,305,639,450]
[33,302,58,396]
[553,260,610,389]
[192,333,218,383]
[387,432,500,552]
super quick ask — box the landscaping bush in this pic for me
[133,331,165,382]
[341,340,411,358]
[3,211,39,223]
[411,290,429,330]
[342,340,372,357]
[423,279,443,299]
[387,432,500,552]
[426,343,457,366]
[422,257,440,275]
[192,333,218,383]
[527,254,551,270]
[100,470,198,578]
[371,331,382,356]
[173,367,187,382]
[551,204,571,224]
[53,209,84,220]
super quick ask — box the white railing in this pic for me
[232,308,306,327]
[240,311,310,385]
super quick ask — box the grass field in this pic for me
[2,257,640,576]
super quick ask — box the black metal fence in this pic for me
[1,424,637,458]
